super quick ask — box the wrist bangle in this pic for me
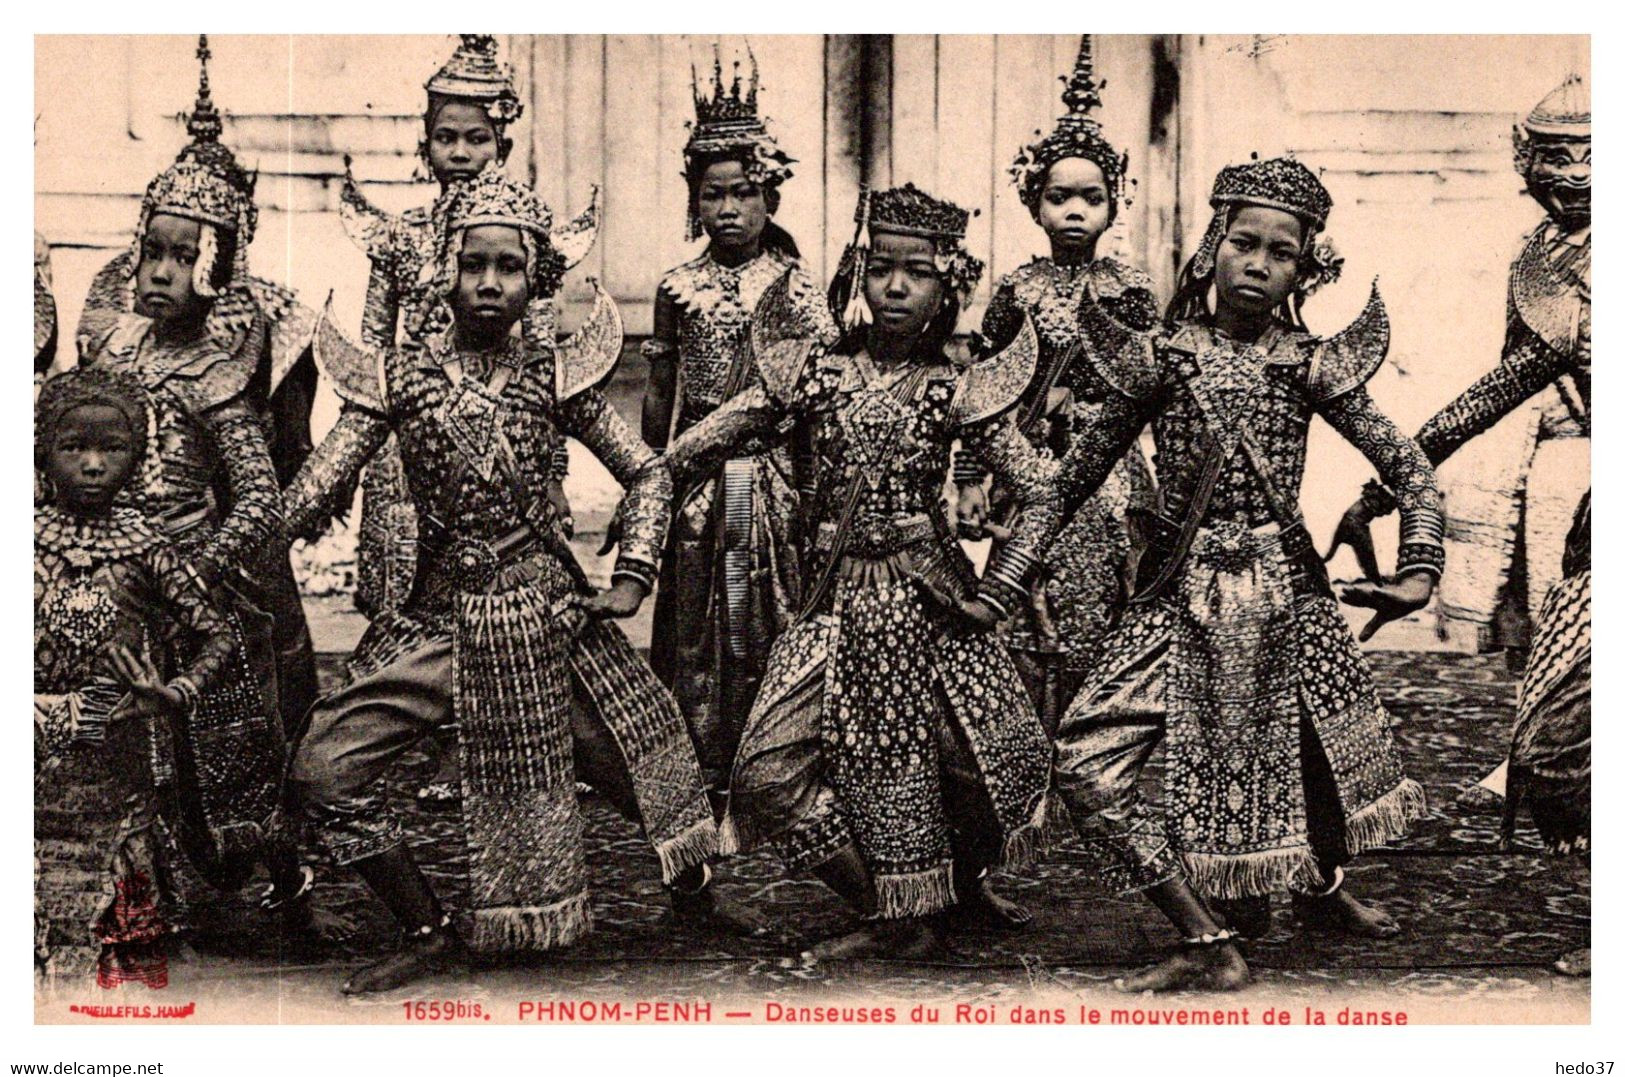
[168,676,200,717]
[612,561,657,593]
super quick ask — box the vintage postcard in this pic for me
[30,31,1590,1045]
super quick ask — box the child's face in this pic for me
[1037,156,1112,259]
[864,230,945,343]
[452,224,529,337]
[1526,137,1591,229]
[696,160,768,256]
[136,214,210,328]
[1214,205,1306,319]
[46,405,138,515]
[427,101,501,186]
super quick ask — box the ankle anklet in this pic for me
[1303,866,1346,898]
[259,865,315,912]
[671,864,712,896]
[407,914,453,939]
[1180,927,1238,947]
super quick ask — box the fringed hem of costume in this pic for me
[997,793,1049,871]
[1341,778,1428,860]
[453,581,590,959]
[470,892,593,954]
[1115,858,1185,897]
[654,815,721,886]
[1177,779,1427,900]
[716,812,741,857]
[872,861,956,920]
[97,943,170,990]
[1181,845,1323,901]
[776,810,854,877]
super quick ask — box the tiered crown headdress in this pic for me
[1514,73,1590,173]
[132,35,258,297]
[425,34,523,126]
[682,41,794,240]
[836,182,985,329]
[445,164,555,237]
[1010,36,1131,217]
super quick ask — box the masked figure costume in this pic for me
[1052,158,1442,900]
[645,45,839,788]
[1379,79,1590,855]
[288,169,716,951]
[664,185,1055,919]
[1412,80,1592,663]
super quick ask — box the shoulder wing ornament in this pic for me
[551,185,601,272]
[1076,289,1160,402]
[84,251,137,317]
[1306,280,1390,403]
[780,262,842,345]
[1091,256,1155,299]
[312,298,385,413]
[76,307,136,365]
[748,270,822,404]
[338,158,398,264]
[245,277,320,395]
[952,314,1039,426]
[556,278,625,402]
[1512,231,1587,359]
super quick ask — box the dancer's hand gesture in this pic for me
[105,645,186,722]
[1339,572,1433,643]
[906,570,1001,631]
[574,578,648,621]
[955,484,989,539]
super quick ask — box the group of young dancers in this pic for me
[34,34,1591,997]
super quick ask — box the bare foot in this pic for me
[341,930,468,995]
[1555,948,1590,977]
[1292,887,1400,939]
[949,877,1032,933]
[670,883,775,940]
[800,919,945,965]
[1453,784,1503,815]
[1114,943,1250,993]
[297,904,360,948]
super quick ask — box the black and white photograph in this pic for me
[28,31,1592,1039]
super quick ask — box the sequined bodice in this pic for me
[801,354,960,532]
[34,509,173,693]
[1149,328,1315,528]
[92,337,229,549]
[668,252,795,426]
[385,341,565,544]
[986,258,1156,454]
[1011,260,1093,367]
[385,208,452,341]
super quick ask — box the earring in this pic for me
[412,139,433,185]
